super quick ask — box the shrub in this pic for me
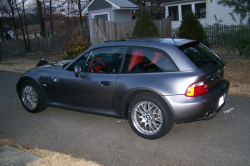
[178,10,210,47]
[63,29,90,60]
[132,7,159,37]
[220,25,250,56]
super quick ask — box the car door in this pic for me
[58,47,126,109]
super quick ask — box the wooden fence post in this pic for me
[0,41,2,62]
[47,37,51,52]
[216,24,219,46]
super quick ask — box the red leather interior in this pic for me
[147,52,165,66]
[128,50,144,71]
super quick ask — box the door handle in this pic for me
[99,81,111,86]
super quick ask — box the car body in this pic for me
[16,38,229,139]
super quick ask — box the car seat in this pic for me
[128,50,144,72]
[147,52,165,66]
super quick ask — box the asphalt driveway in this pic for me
[0,71,249,166]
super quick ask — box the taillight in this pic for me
[185,81,208,97]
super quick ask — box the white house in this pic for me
[162,0,249,28]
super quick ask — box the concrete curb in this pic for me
[0,146,39,166]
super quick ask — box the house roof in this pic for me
[82,0,138,14]
[106,0,138,9]
[162,0,206,5]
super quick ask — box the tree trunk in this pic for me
[0,43,2,62]
[50,0,53,36]
[78,0,83,27]
[14,0,28,51]
[7,0,18,40]
[37,0,46,37]
[0,23,5,42]
[12,15,19,40]
[67,1,70,26]
[43,0,46,20]
[22,0,30,52]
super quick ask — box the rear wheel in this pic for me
[128,93,174,139]
[20,80,47,113]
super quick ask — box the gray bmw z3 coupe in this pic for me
[16,38,229,139]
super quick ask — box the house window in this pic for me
[181,4,191,18]
[92,12,110,24]
[195,3,206,19]
[34,33,37,38]
[94,14,108,21]
[168,6,179,21]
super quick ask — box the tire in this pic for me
[128,93,174,139]
[20,80,47,113]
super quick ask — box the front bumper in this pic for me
[162,79,230,123]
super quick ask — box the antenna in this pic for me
[172,31,177,42]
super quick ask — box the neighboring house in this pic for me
[82,0,138,44]
[162,0,249,29]
[17,20,63,39]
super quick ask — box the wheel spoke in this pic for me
[148,122,155,131]
[138,106,146,115]
[148,104,154,112]
[152,120,160,128]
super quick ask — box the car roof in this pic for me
[87,37,197,52]
[103,37,195,46]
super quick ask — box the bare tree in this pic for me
[77,0,83,26]
[20,0,30,51]
[36,0,46,37]
[0,0,19,39]
[14,0,28,51]
[49,0,54,35]
[0,20,4,42]
[129,0,165,19]
[0,35,2,62]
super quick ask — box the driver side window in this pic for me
[66,52,89,71]
[84,47,126,74]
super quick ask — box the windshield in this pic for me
[179,42,220,68]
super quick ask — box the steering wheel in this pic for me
[89,58,106,73]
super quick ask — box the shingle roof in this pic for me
[162,0,206,5]
[82,0,138,14]
[106,0,138,9]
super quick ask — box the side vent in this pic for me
[40,76,53,84]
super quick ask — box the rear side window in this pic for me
[179,42,220,68]
[122,47,178,73]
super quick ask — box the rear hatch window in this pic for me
[179,42,225,90]
[179,42,220,68]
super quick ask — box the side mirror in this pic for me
[74,65,81,77]
[36,58,48,67]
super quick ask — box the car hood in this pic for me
[36,60,72,69]
[24,60,72,74]
[50,60,72,68]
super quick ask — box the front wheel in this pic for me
[128,93,174,139]
[20,80,47,113]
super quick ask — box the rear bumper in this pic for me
[162,79,230,123]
